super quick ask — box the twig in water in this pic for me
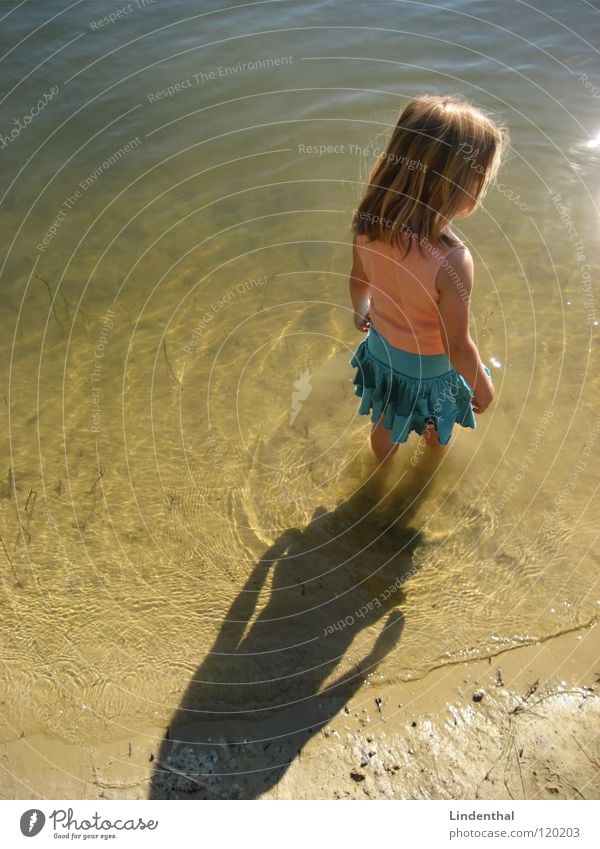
[122,301,135,331]
[34,274,65,332]
[56,282,91,329]
[58,282,74,311]
[5,466,15,500]
[3,295,24,336]
[16,521,31,546]
[163,339,181,385]
[90,467,105,494]
[25,489,37,513]
[0,534,18,580]
[77,494,98,533]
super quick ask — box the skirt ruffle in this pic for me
[349,335,489,445]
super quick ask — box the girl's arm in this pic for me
[349,237,371,332]
[435,247,495,413]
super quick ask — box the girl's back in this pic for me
[348,93,508,452]
[355,228,468,356]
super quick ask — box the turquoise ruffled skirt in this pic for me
[349,324,491,445]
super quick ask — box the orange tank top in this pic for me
[355,228,468,355]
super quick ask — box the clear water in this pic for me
[0,0,598,763]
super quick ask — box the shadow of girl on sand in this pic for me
[150,448,444,799]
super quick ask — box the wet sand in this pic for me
[2,622,598,800]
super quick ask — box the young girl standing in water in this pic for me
[349,93,509,462]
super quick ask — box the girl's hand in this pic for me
[472,377,495,414]
[354,311,371,332]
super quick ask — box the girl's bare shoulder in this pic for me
[435,243,474,295]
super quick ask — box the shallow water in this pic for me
[0,0,598,772]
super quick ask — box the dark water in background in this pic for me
[0,0,598,767]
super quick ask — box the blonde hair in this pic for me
[352,93,510,255]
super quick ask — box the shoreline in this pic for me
[1,621,598,800]
[264,620,600,800]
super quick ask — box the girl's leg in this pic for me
[370,416,400,463]
[421,420,451,448]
